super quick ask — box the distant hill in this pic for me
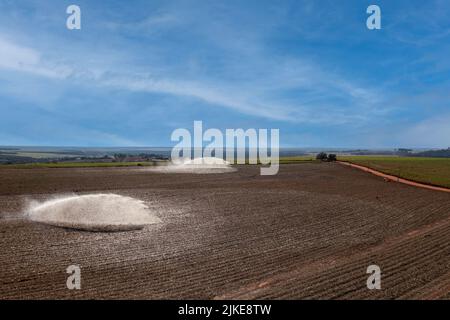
[412,148,450,158]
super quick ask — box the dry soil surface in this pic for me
[0,163,449,299]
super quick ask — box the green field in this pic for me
[2,156,449,189]
[338,156,450,188]
[0,162,157,169]
[279,156,316,164]
[2,156,316,168]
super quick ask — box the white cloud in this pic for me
[0,37,72,79]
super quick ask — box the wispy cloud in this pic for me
[0,35,381,125]
[398,114,450,148]
[0,37,72,79]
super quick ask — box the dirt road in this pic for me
[338,161,450,193]
[0,163,449,299]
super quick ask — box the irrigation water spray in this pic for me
[27,194,161,231]
[148,157,237,174]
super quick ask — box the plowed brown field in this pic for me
[0,163,449,299]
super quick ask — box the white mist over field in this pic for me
[150,157,237,174]
[27,194,161,231]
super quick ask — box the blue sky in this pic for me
[0,0,449,148]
